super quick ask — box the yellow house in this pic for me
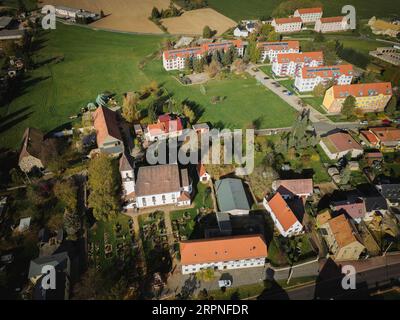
[320,214,365,261]
[323,82,392,114]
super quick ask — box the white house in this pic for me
[233,26,249,38]
[272,51,324,77]
[120,153,136,210]
[145,114,184,142]
[294,64,353,92]
[319,132,364,161]
[257,41,300,63]
[135,164,192,209]
[197,164,211,183]
[293,7,323,23]
[263,192,304,237]
[271,17,302,33]
[180,235,268,274]
[315,16,349,33]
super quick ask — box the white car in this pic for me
[218,280,232,288]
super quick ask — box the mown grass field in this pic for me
[1,22,298,149]
[208,0,400,21]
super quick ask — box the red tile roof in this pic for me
[301,64,353,79]
[274,17,303,25]
[370,127,400,143]
[163,40,243,60]
[296,7,323,14]
[267,193,300,231]
[274,179,313,196]
[93,106,122,146]
[180,235,267,265]
[331,82,392,99]
[320,16,346,24]
[277,51,323,64]
[326,214,361,248]
[360,130,380,146]
[148,114,183,136]
[325,132,363,153]
[334,201,366,220]
[197,163,207,177]
[257,40,300,51]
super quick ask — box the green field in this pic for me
[208,0,400,21]
[1,22,298,149]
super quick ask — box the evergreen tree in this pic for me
[203,25,213,38]
[342,95,356,118]
[151,7,161,20]
[385,96,398,116]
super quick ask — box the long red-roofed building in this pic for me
[257,40,300,63]
[315,16,349,33]
[162,40,244,71]
[294,7,323,23]
[295,64,353,92]
[180,235,268,274]
[272,51,324,76]
[272,17,302,33]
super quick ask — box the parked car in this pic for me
[382,119,392,125]
[264,76,269,80]
[359,120,368,125]
[252,67,259,72]
[218,280,232,288]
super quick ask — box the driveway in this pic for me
[246,64,362,134]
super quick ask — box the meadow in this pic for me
[0,23,298,149]
[208,0,400,21]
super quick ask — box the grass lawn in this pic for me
[259,65,274,78]
[301,97,327,115]
[278,79,295,92]
[88,214,134,269]
[170,182,214,240]
[208,0,400,21]
[144,60,298,130]
[1,22,298,150]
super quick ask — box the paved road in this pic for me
[246,64,362,134]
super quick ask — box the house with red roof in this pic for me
[323,82,392,114]
[315,16,349,33]
[263,192,304,237]
[272,178,313,199]
[271,17,302,33]
[332,199,366,223]
[319,131,363,160]
[145,114,184,142]
[294,64,353,92]
[272,51,324,77]
[294,7,323,23]
[93,106,124,156]
[197,164,211,183]
[369,127,400,150]
[180,235,267,274]
[257,40,300,63]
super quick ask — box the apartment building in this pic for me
[294,64,353,92]
[272,51,324,77]
[257,40,300,63]
[162,40,244,71]
[323,82,393,113]
[272,17,302,33]
[315,16,349,33]
[293,7,323,23]
[180,235,268,274]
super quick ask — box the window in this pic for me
[152,196,156,204]
[162,195,166,204]
[142,198,147,206]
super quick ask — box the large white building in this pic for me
[180,235,268,274]
[293,7,323,23]
[257,41,300,63]
[272,17,302,33]
[263,192,304,238]
[294,64,353,92]
[272,51,324,77]
[135,164,192,209]
[315,16,349,33]
[162,40,244,71]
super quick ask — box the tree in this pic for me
[385,96,398,116]
[151,7,161,20]
[288,109,317,153]
[247,40,261,63]
[88,154,120,221]
[313,83,326,97]
[267,30,280,41]
[205,60,221,78]
[47,213,64,231]
[340,165,351,185]
[54,179,78,211]
[314,31,325,42]
[183,104,196,123]
[196,269,215,282]
[342,95,356,118]
[148,100,160,123]
[193,57,205,73]
[63,208,80,240]
[260,24,274,37]
[122,92,139,123]
[202,25,213,38]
